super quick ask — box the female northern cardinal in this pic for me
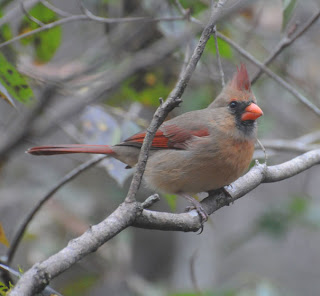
[28,64,263,222]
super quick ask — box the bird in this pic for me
[27,64,263,222]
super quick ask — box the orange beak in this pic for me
[241,103,263,121]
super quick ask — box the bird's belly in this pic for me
[144,141,254,194]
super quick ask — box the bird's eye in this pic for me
[229,101,238,109]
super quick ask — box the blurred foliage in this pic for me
[0,11,12,44]
[0,9,33,106]
[111,70,174,107]
[73,105,140,186]
[178,0,208,15]
[256,196,309,238]
[19,3,62,63]
[163,194,178,212]
[206,36,233,60]
[0,281,13,295]
[180,86,214,113]
[169,280,284,296]
[0,52,33,106]
[0,223,9,247]
[282,0,297,30]
[62,274,98,296]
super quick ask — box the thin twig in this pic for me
[9,2,229,294]
[124,0,228,203]
[256,138,267,164]
[40,0,73,17]
[0,85,57,162]
[190,249,203,296]
[134,148,320,231]
[251,10,320,84]
[0,12,186,50]
[5,155,106,265]
[213,26,225,87]
[20,0,44,26]
[173,2,320,116]
[215,31,320,117]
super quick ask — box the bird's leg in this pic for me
[180,194,208,223]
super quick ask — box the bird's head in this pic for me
[209,64,263,134]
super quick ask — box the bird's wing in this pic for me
[120,123,209,150]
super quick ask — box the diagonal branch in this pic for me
[251,10,320,84]
[133,149,320,231]
[4,155,107,267]
[9,2,230,295]
[216,31,320,117]
[124,0,228,203]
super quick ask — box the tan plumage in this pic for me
[27,64,263,221]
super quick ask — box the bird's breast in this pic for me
[143,138,255,194]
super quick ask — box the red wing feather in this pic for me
[124,130,169,148]
[123,124,209,150]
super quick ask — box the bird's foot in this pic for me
[181,194,208,225]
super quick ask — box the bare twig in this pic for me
[0,0,41,27]
[40,0,73,17]
[173,2,320,116]
[134,149,320,231]
[9,201,143,296]
[20,0,44,26]
[4,155,106,266]
[124,0,228,203]
[215,31,320,117]
[213,26,225,87]
[0,10,186,50]
[258,139,320,153]
[256,138,267,164]
[190,249,203,295]
[9,2,229,294]
[0,264,62,296]
[0,85,57,162]
[11,148,320,295]
[251,10,320,84]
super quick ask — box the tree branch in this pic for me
[124,0,228,203]
[9,149,320,295]
[251,10,320,84]
[4,155,107,267]
[133,149,320,231]
[9,1,229,294]
[215,31,320,117]
[8,201,142,296]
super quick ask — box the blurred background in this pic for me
[0,0,320,295]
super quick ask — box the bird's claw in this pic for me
[185,204,208,225]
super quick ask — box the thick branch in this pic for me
[9,2,230,294]
[9,202,142,296]
[124,0,227,202]
[134,149,320,231]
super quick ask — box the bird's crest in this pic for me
[231,64,251,91]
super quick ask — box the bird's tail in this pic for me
[27,144,114,156]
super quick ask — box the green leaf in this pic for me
[163,194,177,212]
[288,196,308,216]
[282,0,297,30]
[19,3,62,63]
[0,52,33,105]
[206,36,233,59]
[178,0,208,15]
[0,15,12,43]
[112,71,173,107]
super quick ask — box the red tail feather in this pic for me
[27,144,114,156]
